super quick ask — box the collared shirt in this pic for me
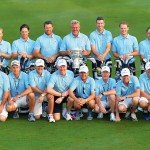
[0,40,11,67]
[60,32,91,51]
[34,33,62,57]
[9,71,29,97]
[116,76,140,96]
[0,71,10,101]
[48,70,74,93]
[70,76,95,99]
[29,69,51,96]
[139,39,150,59]
[89,29,113,60]
[139,72,150,94]
[95,77,116,101]
[112,34,139,62]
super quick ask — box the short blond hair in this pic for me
[70,20,80,25]
[0,28,3,33]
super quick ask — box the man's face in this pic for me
[11,65,21,76]
[96,20,105,31]
[71,23,80,36]
[120,24,129,36]
[20,27,29,39]
[44,24,53,35]
[36,66,44,75]
[102,71,110,80]
[122,75,130,84]
[0,29,3,40]
[58,65,67,75]
[147,29,150,40]
[146,69,150,77]
[79,72,88,81]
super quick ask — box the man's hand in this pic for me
[97,54,104,62]
[62,90,69,97]
[38,96,45,103]
[55,97,64,104]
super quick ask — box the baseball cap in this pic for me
[57,59,67,67]
[11,60,20,66]
[101,66,110,73]
[35,59,45,67]
[121,68,130,76]
[145,62,150,70]
[79,65,89,73]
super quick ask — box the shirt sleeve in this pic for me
[60,37,67,51]
[12,41,18,53]
[69,78,78,91]
[133,37,139,51]
[34,38,41,51]
[47,74,56,88]
[90,78,96,93]
[139,75,144,91]
[3,74,10,91]
[28,72,36,87]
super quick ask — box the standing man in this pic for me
[60,20,91,57]
[139,62,150,120]
[47,59,74,121]
[95,66,116,121]
[139,26,150,73]
[68,65,95,120]
[29,59,55,122]
[0,70,10,122]
[0,28,11,74]
[89,17,113,76]
[112,21,139,75]
[34,21,62,64]
[6,60,35,121]
[115,68,140,121]
[12,24,35,69]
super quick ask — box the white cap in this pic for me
[35,59,45,67]
[101,66,110,73]
[57,59,67,67]
[11,60,20,66]
[121,68,130,76]
[145,62,150,70]
[79,65,89,73]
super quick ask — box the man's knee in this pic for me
[6,104,16,112]
[0,115,7,122]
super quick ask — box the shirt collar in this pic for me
[0,40,4,45]
[36,70,44,77]
[20,37,30,42]
[44,33,54,38]
[96,29,106,35]
[120,34,130,39]
[12,71,22,80]
[70,32,81,38]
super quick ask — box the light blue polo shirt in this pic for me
[89,29,113,60]
[95,77,116,101]
[116,76,140,96]
[70,76,95,99]
[9,71,29,97]
[29,69,51,96]
[139,72,150,94]
[0,40,11,67]
[34,33,62,57]
[112,34,139,62]
[60,32,91,51]
[0,71,10,101]
[139,39,150,59]
[48,70,74,93]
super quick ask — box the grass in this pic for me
[0,0,150,149]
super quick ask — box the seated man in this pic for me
[47,59,74,121]
[139,62,150,120]
[0,70,10,122]
[68,65,95,120]
[29,59,55,122]
[95,66,116,121]
[115,68,140,121]
[6,60,35,121]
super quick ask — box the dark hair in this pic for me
[96,16,104,22]
[20,24,30,31]
[43,21,53,27]
[119,21,129,27]
[146,26,150,32]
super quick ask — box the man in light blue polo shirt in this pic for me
[95,66,116,121]
[0,70,10,122]
[139,62,150,120]
[69,65,95,120]
[29,59,55,122]
[47,59,74,121]
[6,60,35,121]
[60,20,91,57]
[89,17,113,77]
[112,21,139,75]
[115,68,140,122]
[12,24,35,69]
[0,28,11,74]
[139,26,150,73]
[34,21,62,65]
